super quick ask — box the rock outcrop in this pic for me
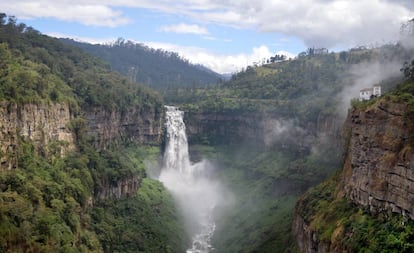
[84,106,163,148]
[341,101,414,218]
[292,215,334,253]
[96,175,141,200]
[0,102,74,169]
[0,102,164,170]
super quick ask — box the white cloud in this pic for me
[144,41,282,74]
[1,1,130,27]
[2,0,414,53]
[130,0,414,48]
[47,32,284,74]
[186,0,413,48]
[161,23,209,35]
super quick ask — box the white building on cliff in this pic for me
[359,85,381,101]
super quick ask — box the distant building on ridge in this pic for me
[359,85,381,101]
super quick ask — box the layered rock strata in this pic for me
[342,101,414,218]
[0,102,74,169]
[84,106,163,148]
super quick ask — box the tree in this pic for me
[0,13,6,25]
[270,54,286,63]
[401,60,414,81]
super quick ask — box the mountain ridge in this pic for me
[60,38,223,90]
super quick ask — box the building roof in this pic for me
[360,88,372,92]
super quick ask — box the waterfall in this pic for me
[162,106,191,175]
[159,106,223,253]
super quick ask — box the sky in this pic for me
[1,0,414,74]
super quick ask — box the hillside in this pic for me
[0,14,186,253]
[0,16,162,110]
[167,44,411,117]
[61,38,222,90]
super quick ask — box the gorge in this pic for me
[1,14,414,253]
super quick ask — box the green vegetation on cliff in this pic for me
[0,138,185,252]
[296,79,414,252]
[297,172,414,252]
[0,14,185,252]
[0,139,101,252]
[93,179,186,253]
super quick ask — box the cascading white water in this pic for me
[162,106,191,175]
[159,106,224,253]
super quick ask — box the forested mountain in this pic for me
[0,15,162,111]
[61,38,222,90]
[167,43,412,122]
[0,14,186,253]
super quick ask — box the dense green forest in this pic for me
[61,38,222,91]
[0,14,186,253]
[0,14,162,111]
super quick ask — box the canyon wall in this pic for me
[96,175,142,200]
[0,102,74,170]
[184,110,341,149]
[341,101,414,218]
[293,99,414,253]
[84,106,163,148]
[0,102,163,200]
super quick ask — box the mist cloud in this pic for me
[263,118,310,148]
[337,59,405,118]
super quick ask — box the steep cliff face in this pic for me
[84,106,163,148]
[341,101,414,218]
[0,102,74,170]
[292,215,336,253]
[0,102,164,203]
[96,175,142,200]
[184,110,341,148]
[0,103,164,170]
[293,99,414,253]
